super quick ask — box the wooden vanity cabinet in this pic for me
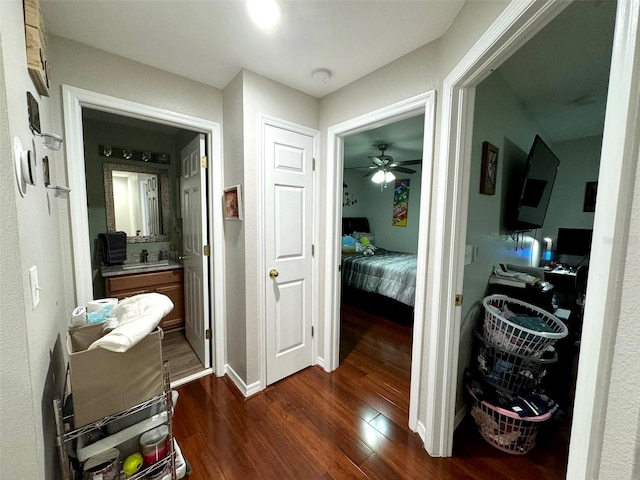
[105,269,184,330]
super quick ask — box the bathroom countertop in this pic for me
[101,260,183,277]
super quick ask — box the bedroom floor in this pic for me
[172,303,570,479]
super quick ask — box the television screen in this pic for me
[511,135,560,230]
[556,228,593,257]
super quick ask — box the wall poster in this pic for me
[392,179,410,227]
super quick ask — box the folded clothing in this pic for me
[88,293,174,353]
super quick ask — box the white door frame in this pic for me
[323,91,436,433]
[429,2,640,479]
[62,85,226,377]
[257,114,320,390]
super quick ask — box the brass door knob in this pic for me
[269,268,279,278]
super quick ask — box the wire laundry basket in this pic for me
[482,295,568,356]
[467,385,552,455]
[474,329,557,394]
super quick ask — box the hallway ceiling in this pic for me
[41,0,465,98]
[343,0,616,168]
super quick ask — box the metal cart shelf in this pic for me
[54,361,177,480]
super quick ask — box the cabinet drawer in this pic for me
[106,269,183,295]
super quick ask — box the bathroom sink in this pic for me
[121,260,170,270]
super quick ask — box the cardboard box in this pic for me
[67,323,163,427]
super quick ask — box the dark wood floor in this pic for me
[172,303,571,479]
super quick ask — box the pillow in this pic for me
[342,235,357,254]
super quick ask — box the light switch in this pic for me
[28,266,40,309]
[464,244,478,265]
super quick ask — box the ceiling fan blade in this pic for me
[363,169,377,178]
[345,166,375,171]
[396,159,422,165]
[390,166,416,174]
[368,155,384,166]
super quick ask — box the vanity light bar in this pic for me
[99,145,170,165]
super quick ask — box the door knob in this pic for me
[269,268,279,278]
[178,255,190,260]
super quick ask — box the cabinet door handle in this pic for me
[178,255,190,260]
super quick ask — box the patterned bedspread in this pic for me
[342,249,417,307]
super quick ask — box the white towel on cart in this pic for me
[88,293,174,353]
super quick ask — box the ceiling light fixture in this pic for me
[371,170,386,184]
[246,0,281,31]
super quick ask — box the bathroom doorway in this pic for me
[62,85,226,385]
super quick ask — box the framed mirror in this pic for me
[103,163,170,243]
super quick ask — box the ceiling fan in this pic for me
[348,144,422,185]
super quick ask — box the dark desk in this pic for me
[545,268,578,308]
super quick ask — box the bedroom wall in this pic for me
[541,134,602,252]
[348,167,423,253]
[341,169,368,218]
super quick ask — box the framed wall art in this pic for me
[480,141,499,195]
[223,185,243,221]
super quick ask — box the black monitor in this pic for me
[556,228,593,257]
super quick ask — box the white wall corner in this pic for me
[225,364,262,397]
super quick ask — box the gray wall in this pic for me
[542,134,602,252]
[222,71,247,381]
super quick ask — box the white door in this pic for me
[181,134,210,367]
[265,125,315,385]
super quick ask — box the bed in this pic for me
[341,217,418,307]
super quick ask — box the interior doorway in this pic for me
[457,1,616,473]
[62,85,226,384]
[323,91,436,433]
[430,1,640,478]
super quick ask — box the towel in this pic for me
[99,231,127,265]
[88,293,174,352]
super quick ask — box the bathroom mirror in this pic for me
[104,163,170,243]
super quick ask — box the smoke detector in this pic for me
[311,68,332,84]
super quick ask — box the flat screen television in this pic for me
[510,135,560,231]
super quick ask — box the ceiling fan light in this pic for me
[371,170,386,184]
[385,171,396,183]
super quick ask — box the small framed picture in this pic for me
[480,141,499,195]
[223,185,243,221]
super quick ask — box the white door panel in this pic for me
[265,125,314,385]
[181,134,209,368]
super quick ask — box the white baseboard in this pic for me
[316,356,325,369]
[415,420,427,444]
[225,364,262,397]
